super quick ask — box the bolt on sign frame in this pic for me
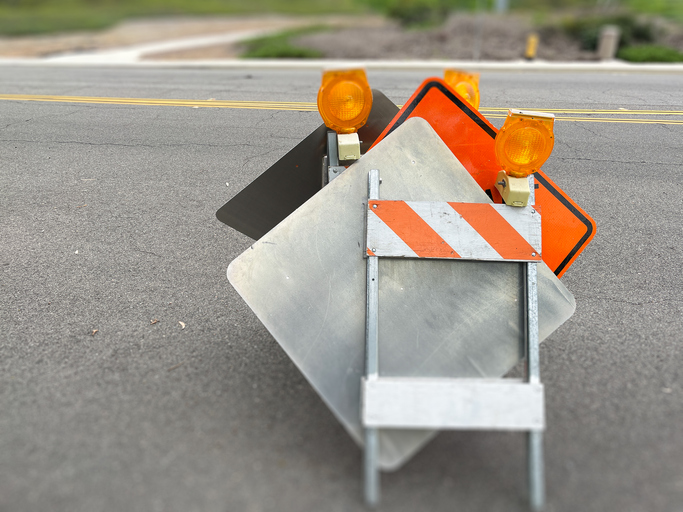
[370,78,596,278]
[362,169,545,510]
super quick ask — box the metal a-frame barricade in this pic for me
[361,169,546,511]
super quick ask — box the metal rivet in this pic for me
[531,252,536,257]
[372,204,377,209]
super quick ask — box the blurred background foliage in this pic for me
[1,0,682,62]
[1,0,682,36]
[561,14,655,50]
[0,0,361,35]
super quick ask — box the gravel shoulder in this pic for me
[295,14,597,61]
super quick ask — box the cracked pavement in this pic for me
[1,66,682,512]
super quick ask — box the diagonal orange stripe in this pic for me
[371,201,459,258]
[449,203,540,260]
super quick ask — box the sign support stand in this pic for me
[523,174,544,511]
[364,168,381,507]
[526,259,544,511]
[362,170,545,511]
[326,131,346,184]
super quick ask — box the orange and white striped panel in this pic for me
[366,201,541,262]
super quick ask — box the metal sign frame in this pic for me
[226,118,576,476]
[362,169,545,510]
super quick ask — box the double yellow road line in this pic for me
[1,93,682,125]
[0,94,318,112]
[479,107,683,125]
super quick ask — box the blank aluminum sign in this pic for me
[227,119,575,470]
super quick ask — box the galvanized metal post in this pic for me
[495,0,509,13]
[473,0,484,61]
[364,169,381,507]
[327,131,339,167]
[526,174,544,511]
[327,130,347,183]
[526,260,544,511]
[528,428,545,511]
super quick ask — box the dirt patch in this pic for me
[143,15,388,60]
[294,14,597,61]
[0,15,315,58]
[3,12,682,61]
[144,13,599,62]
[0,14,388,59]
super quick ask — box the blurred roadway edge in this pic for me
[1,58,683,73]
[0,25,682,73]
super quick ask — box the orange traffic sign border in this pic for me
[372,79,595,277]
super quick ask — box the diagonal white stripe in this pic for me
[405,201,502,260]
[491,205,542,253]
[366,209,418,258]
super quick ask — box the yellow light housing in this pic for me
[317,69,373,134]
[444,69,480,110]
[494,109,555,178]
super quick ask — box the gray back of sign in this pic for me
[228,118,575,470]
[216,90,400,240]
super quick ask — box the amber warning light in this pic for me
[444,69,480,110]
[495,109,555,178]
[317,69,373,134]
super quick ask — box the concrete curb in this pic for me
[2,57,683,73]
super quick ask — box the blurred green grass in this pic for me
[618,44,683,62]
[0,0,364,36]
[240,25,326,58]
[1,0,682,37]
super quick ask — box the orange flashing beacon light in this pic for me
[317,69,373,134]
[495,109,555,178]
[444,69,481,110]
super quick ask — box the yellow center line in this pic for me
[1,93,682,124]
[479,107,683,116]
[0,94,319,111]
[483,114,683,125]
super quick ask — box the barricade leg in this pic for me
[525,259,545,511]
[364,169,381,507]
[528,430,545,511]
[364,428,380,507]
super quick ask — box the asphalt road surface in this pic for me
[1,65,682,512]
